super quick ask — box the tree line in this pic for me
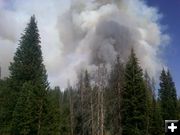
[0,16,180,135]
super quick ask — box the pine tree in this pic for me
[9,15,49,134]
[9,15,48,90]
[59,89,71,135]
[74,71,84,135]
[177,98,180,119]
[41,87,61,135]
[144,72,152,135]
[150,99,163,135]
[158,69,177,120]
[122,49,147,135]
[0,78,16,134]
[146,77,163,135]
[105,55,124,135]
[11,82,37,135]
[167,70,177,117]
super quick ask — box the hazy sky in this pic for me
[0,0,179,94]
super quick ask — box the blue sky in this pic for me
[146,0,180,95]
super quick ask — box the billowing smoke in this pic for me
[0,0,170,88]
[0,1,18,78]
[57,0,169,84]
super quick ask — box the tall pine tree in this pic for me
[158,69,177,120]
[0,78,15,134]
[9,15,48,90]
[11,82,37,134]
[9,15,49,134]
[144,75,163,135]
[122,49,147,135]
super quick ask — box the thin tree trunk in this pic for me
[95,64,107,135]
[97,87,100,135]
[91,90,94,135]
[81,81,84,135]
[100,90,104,135]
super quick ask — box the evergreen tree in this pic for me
[11,82,37,135]
[177,98,180,119]
[74,71,84,135]
[0,78,16,134]
[105,55,124,135]
[158,69,177,120]
[0,13,179,135]
[144,72,152,135]
[150,99,163,135]
[9,15,48,90]
[59,89,71,135]
[146,77,163,135]
[9,15,50,134]
[41,87,61,135]
[122,49,147,135]
[167,70,178,117]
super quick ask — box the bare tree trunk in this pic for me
[100,90,104,135]
[98,64,107,135]
[80,74,85,135]
[97,87,100,135]
[93,64,107,135]
[91,90,94,135]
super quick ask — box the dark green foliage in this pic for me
[177,98,180,119]
[59,90,71,135]
[7,15,50,134]
[0,78,16,134]
[158,69,177,120]
[11,82,38,134]
[150,99,163,135]
[144,75,163,135]
[122,49,147,135]
[144,72,155,135]
[105,55,124,135]
[9,15,48,90]
[41,87,61,135]
[0,15,179,135]
[74,72,84,135]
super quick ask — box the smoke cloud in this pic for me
[0,1,18,78]
[57,0,169,85]
[0,0,169,88]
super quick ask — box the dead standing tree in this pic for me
[94,64,108,135]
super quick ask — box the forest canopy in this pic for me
[0,15,179,135]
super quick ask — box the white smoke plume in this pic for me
[0,0,169,88]
[0,0,19,78]
[57,0,169,85]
